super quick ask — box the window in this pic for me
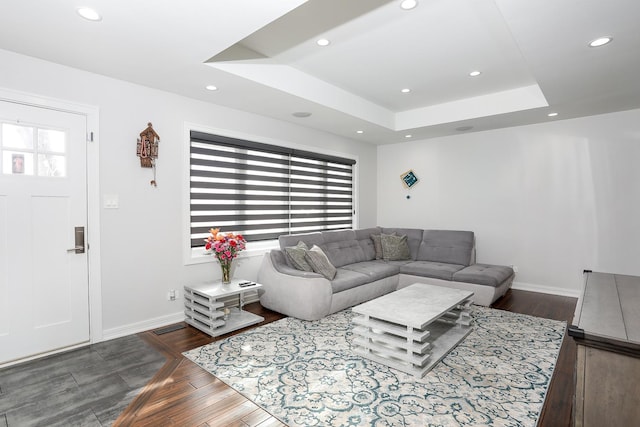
[189,131,355,248]
[1,122,67,177]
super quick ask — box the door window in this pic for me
[1,122,67,177]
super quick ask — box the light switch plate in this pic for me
[103,194,119,209]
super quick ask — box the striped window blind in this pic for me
[189,131,355,247]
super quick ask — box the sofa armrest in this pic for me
[257,252,333,321]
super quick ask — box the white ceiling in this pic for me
[1,0,639,144]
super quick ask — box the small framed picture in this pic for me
[12,153,25,174]
[401,169,419,189]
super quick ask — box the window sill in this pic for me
[185,240,279,266]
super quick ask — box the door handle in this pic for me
[67,226,85,254]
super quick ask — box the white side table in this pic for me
[183,279,264,337]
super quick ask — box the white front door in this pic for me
[0,100,89,365]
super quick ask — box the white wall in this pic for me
[5,46,638,336]
[0,49,378,335]
[378,109,640,295]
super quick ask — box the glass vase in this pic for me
[220,259,234,284]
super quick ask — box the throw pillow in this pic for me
[371,234,383,259]
[284,241,313,271]
[381,233,411,261]
[304,245,337,280]
[371,232,396,259]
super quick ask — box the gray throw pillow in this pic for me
[381,233,411,261]
[371,234,383,260]
[371,232,396,259]
[284,241,313,271]
[304,245,337,280]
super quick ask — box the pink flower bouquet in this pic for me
[204,228,247,283]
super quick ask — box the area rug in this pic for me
[183,307,565,427]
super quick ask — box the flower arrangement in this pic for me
[204,228,247,283]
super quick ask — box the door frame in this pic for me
[0,87,103,346]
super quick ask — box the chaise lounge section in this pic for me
[257,227,514,321]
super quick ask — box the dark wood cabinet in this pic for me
[569,271,640,427]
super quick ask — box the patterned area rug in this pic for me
[184,307,565,427]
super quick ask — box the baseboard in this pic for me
[102,312,185,342]
[100,294,260,342]
[0,342,90,369]
[511,281,581,298]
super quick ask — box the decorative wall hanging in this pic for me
[401,169,419,199]
[401,169,419,188]
[136,122,160,186]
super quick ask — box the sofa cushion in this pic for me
[384,259,414,267]
[341,260,401,282]
[400,261,466,281]
[321,229,357,243]
[319,239,367,268]
[283,241,312,271]
[279,232,324,250]
[330,269,373,293]
[452,263,514,287]
[381,234,411,261]
[305,245,337,280]
[354,227,380,261]
[381,228,423,260]
[417,230,474,266]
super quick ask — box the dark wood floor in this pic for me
[115,290,577,426]
[492,290,577,427]
[115,304,287,427]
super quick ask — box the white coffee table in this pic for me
[183,279,264,337]
[352,283,473,377]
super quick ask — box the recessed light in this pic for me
[316,38,330,47]
[589,37,612,47]
[292,112,312,118]
[469,70,481,77]
[205,85,218,91]
[401,88,411,93]
[400,0,418,10]
[356,130,364,134]
[77,7,102,21]
[405,134,412,138]
[548,112,558,117]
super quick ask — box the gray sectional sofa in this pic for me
[257,227,514,321]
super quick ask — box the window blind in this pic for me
[189,131,355,247]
